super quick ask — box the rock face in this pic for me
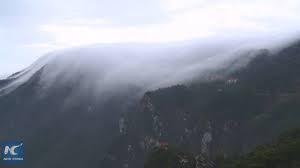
[0,40,300,168]
[144,147,197,168]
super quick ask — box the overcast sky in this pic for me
[1,0,300,75]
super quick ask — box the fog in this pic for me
[0,33,299,98]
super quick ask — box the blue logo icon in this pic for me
[1,141,24,163]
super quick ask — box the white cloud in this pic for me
[62,18,111,26]
[2,0,300,75]
[160,0,204,12]
[31,17,214,49]
[24,0,300,51]
[22,43,61,51]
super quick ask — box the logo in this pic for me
[1,141,24,163]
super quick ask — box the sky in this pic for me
[1,0,300,75]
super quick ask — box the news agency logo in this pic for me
[0,141,24,163]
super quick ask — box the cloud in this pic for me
[23,0,300,51]
[2,0,300,77]
[29,17,214,49]
[22,43,61,51]
[160,0,203,12]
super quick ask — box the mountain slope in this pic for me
[144,128,300,168]
[220,128,300,168]
[100,40,300,168]
[0,40,299,168]
[0,41,247,168]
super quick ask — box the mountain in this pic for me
[144,146,197,168]
[220,128,300,168]
[0,39,299,168]
[0,41,243,168]
[144,128,300,168]
[101,40,300,168]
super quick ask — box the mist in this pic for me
[0,33,299,100]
